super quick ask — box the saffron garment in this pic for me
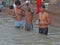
[36,0,43,13]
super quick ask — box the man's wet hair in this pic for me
[40,4,45,8]
[10,5,14,9]
[15,0,21,5]
[26,3,29,6]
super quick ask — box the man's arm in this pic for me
[38,13,40,22]
[20,3,27,7]
[21,8,25,16]
[12,10,16,18]
[12,10,14,16]
[46,14,51,25]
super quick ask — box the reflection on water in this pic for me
[0,15,60,45]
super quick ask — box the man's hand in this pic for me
[12,15,16,18]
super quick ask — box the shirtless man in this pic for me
[38,4,51,35]
[12,0,24,28]
[25,3,33,31]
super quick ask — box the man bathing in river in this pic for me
[12,0,24,29]
[38,4,51,35]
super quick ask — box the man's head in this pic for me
[25,0,30,6]
[15,0,21,8]
[10,5,14,9]
[40,4,45,12]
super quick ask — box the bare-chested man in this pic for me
[38,4,51,35]
[25,3,33,31]
[12,0,24,28]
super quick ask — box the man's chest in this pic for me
[15,9,22,14]
[39,13,47,20]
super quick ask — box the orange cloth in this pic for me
[36,0,42,13]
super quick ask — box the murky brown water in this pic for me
[0,15,60,45]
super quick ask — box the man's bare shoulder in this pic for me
[45,12,49,15]
[44,12,50,17]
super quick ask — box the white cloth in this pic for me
[25,0,30,3]
[25,0,34,13]
[13,4,16,8]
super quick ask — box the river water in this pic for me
[0,15,60,45]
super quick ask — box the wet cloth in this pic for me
[39,27,48,35]
[25,23,33,30]
[14,20,24,28]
